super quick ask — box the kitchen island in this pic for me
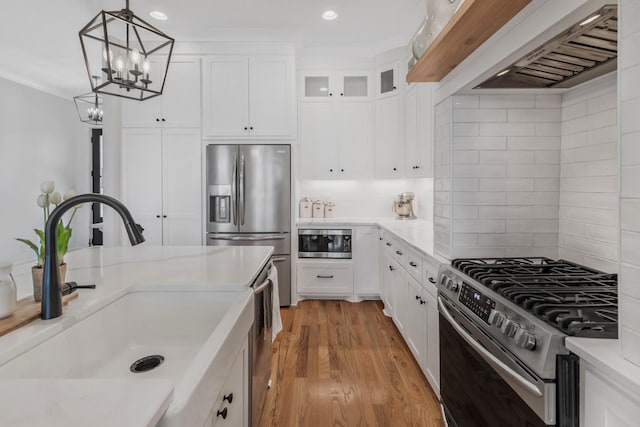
[0,245,272,427]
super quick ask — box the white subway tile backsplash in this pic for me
[453,151,479,164]
[480,178,534,192]
[586,125,617,146]
[533,206,560,219]
[560,234,617,260]
[621,98,640,134]
[453,247,506,258]
[561,133,587,149]
[534,151,560,164]
[453,233,479,246]
[620,64,640,102]
[453,95,479,109]
[621,231,640,265]
[533,234,559,247]
[507,164,560,178]
[453,191,506,206]
[479,233,533,247]
[586,91,618,114]
[506,220,558,233]
[621,166,640,198]
[508,136,561,151]
[508,108,560,123]
[584,224,619,243]
[454,164,506,178]
[535,123,561,136]
[454,136,507,150]
[535,178,560,191]
[562,109,617,136]
[453,205,478,219]
[621,263,640,300]
[479,95,535,109]
[453,178,479,191]
[620,29,640,70]
[562,102,587,122]
[561,142,617,163]
[453,220,506,233]
[580,256,618,274]
[535,95,562,108]
[621,328,640,366]
[480,122,536,137]
[479,151,534,164]
[479,206,533,219]
[621,199,640,232]
[454,109,507,123]
[561,206,617,226]
[621,132,640,166]
[558,220,585,237]
[507,191,559,206]
[560,176,617,193]
[453,123,479,137]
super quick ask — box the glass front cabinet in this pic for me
[300,71,372,102]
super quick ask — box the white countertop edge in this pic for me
[565,337,640,397]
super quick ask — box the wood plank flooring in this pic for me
[256,300,442,427]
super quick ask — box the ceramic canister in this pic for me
[324,202,336,218]
[312,200,325,218]
[299,197,313,218]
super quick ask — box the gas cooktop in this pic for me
[449,257,618,338]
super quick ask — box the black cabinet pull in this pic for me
[317,275,334,279]
[415,295,420,300]
[217,408,228,419]
[340,93,344,96]
[396,250,403,256]
[379,237,383,241]
[393,167,397,171]
[393,86,397,90]
[340,168,344,172]
[409,261,417,267]
[420,300,426,305]
[385,242,392,247]
[250,126,254,130]
[429,277,436,284]
[163,215,167,218]
[223,393,233,404]
[329,168,333,172]
[161,118,166,122]
[329,93,333,96]
[156,215,161,218]
[416,165,420,169]
[155,118,160,122]
[244,126,248,130]
[389,265,395,271]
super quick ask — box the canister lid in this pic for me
[301,197,313,202]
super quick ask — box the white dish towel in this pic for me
[269,264,283,342]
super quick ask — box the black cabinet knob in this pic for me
[340,93,344,96]
[393,167,397,171]
[393,86,397,90]
[244,126,248,130]
[163,215,167,218]
[155,118,160,122]
[340,168,344,172]
[396,250,403,255]
[216,408,228,419]
[329,169,333,172]
[416,165,420,169]
[389,265,394,271]
[420,300,426,305]
[429,277,436,284]
[385,242,392,247]
[161,118,166,122]
[250,126,254,130]
[223,393,233,404]
[156,215,161,218]
[415,295,420,300]
[409,261,417,267]
[329,93,333,96]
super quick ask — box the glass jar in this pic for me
[0,263,17,319]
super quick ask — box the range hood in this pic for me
[475,4,617,89]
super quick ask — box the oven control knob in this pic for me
[445,278,458,292]
[514,328,537,350]
[501,319,519,337]
[488,309,506,327]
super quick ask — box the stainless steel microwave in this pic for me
[298,229,352,259]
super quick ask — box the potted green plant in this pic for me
[16,181,80,301]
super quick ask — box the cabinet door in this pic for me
[338,72,372,101]
[202,56,250,137]
[382,253,395,316]
[296,261,354,297]
[390,258,407,334]
[121,128,163,245]
[211,339,248,427]
[354,226,380,295]
[376,63,399,99]
[300,71,334,101]
[335,102,374,179]
[407,276,426,365]
[298,103,337,179]
[375,96,404,178]
[161,57,201,128]
[405,85,420,177]
[416,84,434,178]
[162,128,202,245]
[249,56,295,138]
[424,290,440,396]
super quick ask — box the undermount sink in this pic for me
[0,287,255,426]
[0,290,241,379]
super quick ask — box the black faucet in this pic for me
[41,194,145,320]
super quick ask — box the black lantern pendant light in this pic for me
[74,77,104,125]
[79,0,174,101]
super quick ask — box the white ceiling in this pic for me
[0,0,425,98]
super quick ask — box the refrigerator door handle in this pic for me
[208,234,287,241]
[232,151,237,226]
[239,152,245,226]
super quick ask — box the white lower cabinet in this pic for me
[382,252,395,316]
[207,338,248,427]
[354,226,380,297]
[423,289,440,396]
[389,257,407,335]
[406,275,427,363]
[297,260,354,297]
[582,362,640,427]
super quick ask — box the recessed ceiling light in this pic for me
[322,10,338,21]
[150,10,168,21]
[579,14,600,26]
[496,69,510,77]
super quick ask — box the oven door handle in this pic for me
[209,234,286,241]
[437,296,543,398]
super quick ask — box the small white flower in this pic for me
[37,194,48,208]
[50,191,62,205]
[63,190,76,201]
[40,180,55,194]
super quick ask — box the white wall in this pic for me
[0,77,89,265]
[297,178,433,219]
[619,0,640,366]
[445,93,562,258]
[559,74,618,273]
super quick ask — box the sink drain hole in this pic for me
[130,355,165,373]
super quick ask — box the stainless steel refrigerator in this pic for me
[206,144,291,305]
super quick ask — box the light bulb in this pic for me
[130,48,141,65]
[115,56,124,71]
[102,46,113,65]
[142,60,150,73]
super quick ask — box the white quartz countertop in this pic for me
[296,217,449,264]
[566,337,640,396]
[0,245,273,427]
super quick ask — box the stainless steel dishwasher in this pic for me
[250,261,273,425]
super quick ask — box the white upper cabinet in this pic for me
[122,56,201,128]
[202,55,295,139]
[405,84,433,178]
[375,95,404,178]
[376,62,399,99]
[299,102,336,179]
[300,70,372,102]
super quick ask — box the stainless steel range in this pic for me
[437,257,618,427]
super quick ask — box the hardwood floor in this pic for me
[256,300,442,427]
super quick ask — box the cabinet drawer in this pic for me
[390,238,406,265]
[423,257,440,297]
[404,246,423,282]
[297,261,354,296]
